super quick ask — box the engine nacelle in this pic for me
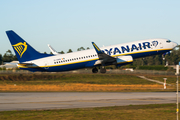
[116,55,133,65]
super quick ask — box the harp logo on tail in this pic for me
[12,42,27,58]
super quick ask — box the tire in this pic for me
[92,67,98,73]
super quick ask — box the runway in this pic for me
[0,92,178,111]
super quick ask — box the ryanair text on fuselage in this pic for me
[102,41,155,55]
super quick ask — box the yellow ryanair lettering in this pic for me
[12,42,27,58]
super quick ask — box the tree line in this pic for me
[1,45,179,66]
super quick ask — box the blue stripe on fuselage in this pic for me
[20,60,96,72]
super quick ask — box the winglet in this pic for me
[92,42,115,62]
[92,42,103,54]
[48,44,59,54]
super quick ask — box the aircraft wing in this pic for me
[92,42,133,66]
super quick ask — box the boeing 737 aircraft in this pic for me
[6,30,178,73]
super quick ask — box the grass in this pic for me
[0,84,166,92]
[0,73,156,85]
[0,73,176,92]
[0,73,178,119]
[0,104,178,120]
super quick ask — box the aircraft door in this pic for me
[44,61,49,70]
[159,42,163,48]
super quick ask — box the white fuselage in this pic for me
[18,38,177,72]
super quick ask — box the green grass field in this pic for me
[0,104,178,120]
[0,73,160,85]
[0,73,177,92]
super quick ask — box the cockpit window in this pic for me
[166,40,171,43]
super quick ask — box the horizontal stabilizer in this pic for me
[18,63,34,66]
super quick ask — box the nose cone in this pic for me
[173,42,178,48]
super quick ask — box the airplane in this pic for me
[6,30,178,73]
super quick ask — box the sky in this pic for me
[1,0,180,55]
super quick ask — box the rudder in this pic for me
[6,30,52,63]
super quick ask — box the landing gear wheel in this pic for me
[100,68,106,73]
[92,67,98,73]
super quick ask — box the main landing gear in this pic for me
[92,67,98,73]
[92,67,106,73]
[100,67,106,73]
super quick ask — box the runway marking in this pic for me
[138,76,172,86]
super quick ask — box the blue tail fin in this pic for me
[6,30,52,63]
